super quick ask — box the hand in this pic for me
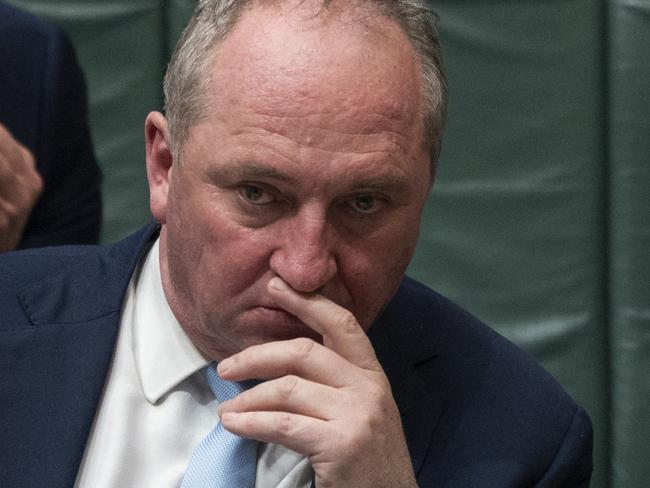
[217,277,417,488]
[0,123,43,252]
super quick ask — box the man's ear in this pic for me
[145,112,173,224]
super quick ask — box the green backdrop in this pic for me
[7,1,650,486]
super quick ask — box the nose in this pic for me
[269,209,338,293]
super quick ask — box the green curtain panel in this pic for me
[608,0,650,486]
[409,2,608,486]
[409,1,609,486]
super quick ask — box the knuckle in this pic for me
[352,382,395,432]
[367,407,384,430]
[277,374,300,400]
[291,337,316,360]
[366,380,386,402]
[276,412,294,436]
[3,202,19,221]
[372,381,396,413]
[30,172,43,195]
[356,408,383,439]
[23,149,36,167]
[334,309,358,334]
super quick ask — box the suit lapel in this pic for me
[369,284,444,476]
[3,224,159,487]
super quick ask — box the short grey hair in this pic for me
[164,0,447,178]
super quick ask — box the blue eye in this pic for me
[239,184,275,204]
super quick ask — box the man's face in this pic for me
[151,3,432,360]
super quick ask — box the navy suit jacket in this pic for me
[0,1,101,249]
[0,224,593,487]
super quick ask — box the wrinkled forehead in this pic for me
[203,0,424,135]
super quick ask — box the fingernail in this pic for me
[221,412,238,424]
[217,402,228,416]
[269,277,290,292]
[217,359,231,375]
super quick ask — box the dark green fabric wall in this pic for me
[608,0,650,486]
[409,3,609,487]
[6,1,650,486]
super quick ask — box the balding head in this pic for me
[163,0,447,179]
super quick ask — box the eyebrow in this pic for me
[347,174,411,195]
[211,161,412,195]
[211,162,298,184]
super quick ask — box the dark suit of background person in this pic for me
[0,224,593,487]
[0,1,101,249]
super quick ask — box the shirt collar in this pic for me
[132,238,211,404]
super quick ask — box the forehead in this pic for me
[204,1,424,140]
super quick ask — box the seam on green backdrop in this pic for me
[600,0,613,486]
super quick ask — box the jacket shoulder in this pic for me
[0,224,158,328]
[383,277,593,485]
[0,2,59,39]
[390,277,575,402]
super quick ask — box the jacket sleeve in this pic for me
[18,23,102,249]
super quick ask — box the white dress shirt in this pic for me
[75,239,313,487]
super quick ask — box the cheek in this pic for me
[165,191,269,298]
[337,219,420,327]
[351,213,421,275]
[197,222,277,298]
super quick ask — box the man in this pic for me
[0,1,102,252]
[0,1,592,487]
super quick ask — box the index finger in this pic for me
[267,277,381,371]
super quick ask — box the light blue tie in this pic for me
[180,364,258,488]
